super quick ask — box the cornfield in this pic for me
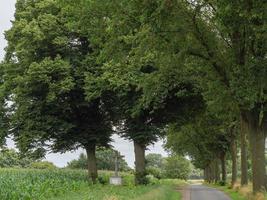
[0,168,89,200]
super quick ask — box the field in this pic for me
[0,169,184,200]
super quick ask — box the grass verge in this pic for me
[207,183,267,200]
[51,179,185,200]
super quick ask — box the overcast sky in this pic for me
[0,0,168,168]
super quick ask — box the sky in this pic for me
[0,0,168,168]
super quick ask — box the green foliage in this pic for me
[0,148,34,168]
[67,153,87,169]
[145,154,164,179]
[146,167,163,179]
[165,110,233,170]
[3,0,114,161]
[67,149,130,172]
[96,149,130,172]
[163,155,191,180]
[146,153,164,169]
[189,164,203,179]
[30,161,57,170]
[135,171,149,185]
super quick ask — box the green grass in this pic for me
[53,179,185,200]
[133,185,181,200]
[51,184,158,200]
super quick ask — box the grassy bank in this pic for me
[53,179,185,200]
[208,183,267,200]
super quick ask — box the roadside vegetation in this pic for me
[52,179,185,200]
[207,182,267,200]
[0,168,184,200]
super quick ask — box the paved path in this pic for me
[182,184,231,200]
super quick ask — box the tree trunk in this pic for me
[207,164,212,183]
[210,161,215,182]
[203,167,207,182]
[230,139,237,187]
[240,115,248,186]
[220,152,226,184]
[85,144,98,184]
[214,159,220,183]
[204,167,208,182]
[134,140,146,185]
[246,112,266,193]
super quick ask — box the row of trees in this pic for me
[0,0,202,185]
[0,0,266,192]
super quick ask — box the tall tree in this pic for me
[3,0,114,183]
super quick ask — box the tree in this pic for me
[0,148,34,168]
[240,116,249,185]
[146,153,164,169]
[3,0,114,183]
[163,155,191,180]
[145,153,165,179]
[66,153,87,170]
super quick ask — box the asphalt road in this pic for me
[183,184,231,200]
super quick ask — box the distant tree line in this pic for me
[0,148,56,169]
[67,149,131,172]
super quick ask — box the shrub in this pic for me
[30,161,57,170]
[146,167,162,179]
[163,155,191,180]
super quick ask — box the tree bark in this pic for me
[246,111,266,193]
[214,159,220,183]
[85,144,98,184]
[207,164,212,183]
[204,167,208,182]
[230,139,237,187]
[211,161,216,182]
[134,140,146,185]
[220,152,226,184]
[204,167,207,181]
[240,114,248,186]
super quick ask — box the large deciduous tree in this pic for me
[3,0,114,183]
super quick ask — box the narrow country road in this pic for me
[182,184,231,200]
